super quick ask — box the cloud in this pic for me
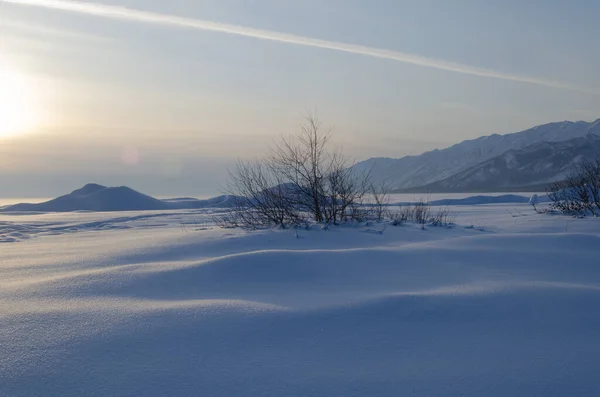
[0,19,112,42]
[5,0,598,95]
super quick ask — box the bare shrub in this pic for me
[217,113,375,229]
[214,160,301,229]
[548,157,600,216]
[413,198,431,229]
[430,206,454,227]
[269,114,373,225]
[390,199,433,229]
[370,182,391,222]
[390,205,410,226]
[387,199,455,229]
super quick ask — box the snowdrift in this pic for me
[2,208,600,396]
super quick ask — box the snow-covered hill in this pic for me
[356,118,600,191]
[1,184,239,212]
[3,184,169,212]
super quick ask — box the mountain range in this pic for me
[356,118,600,192]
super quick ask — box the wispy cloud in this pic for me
[0,19,111,42]
[5,0,598,95]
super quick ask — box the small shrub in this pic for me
[413,199,431,229]
[548,157,600,217]
[429,206,454,227]
[390,205,410,226]
[369,182,391,222]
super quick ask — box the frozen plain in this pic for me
[1,203,600,396]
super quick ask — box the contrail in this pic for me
[5,0,597,95]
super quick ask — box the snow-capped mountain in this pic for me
[355,118,600,191]
[403,134,600,192]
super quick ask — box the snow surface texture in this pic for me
[2,204,600,396]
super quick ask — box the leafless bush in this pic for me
[370,182,391,222]
[413,199,431,228]
[548,157,600,216]
[214,160,302,229]
[390,199,440,228]
[430,206,454,227]
[390,205,410,226]
[217,113,375,228]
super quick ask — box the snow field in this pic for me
[1,204,600,396]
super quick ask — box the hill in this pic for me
[1,184,240,212]
[3,184,170,212]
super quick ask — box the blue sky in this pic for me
[1,0,599,196]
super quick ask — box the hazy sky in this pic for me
[1,0,599,197]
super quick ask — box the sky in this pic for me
[0,0,599,197]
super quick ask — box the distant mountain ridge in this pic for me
[355,118,600,192]
[402,135,600,193]
[1,184,240,212]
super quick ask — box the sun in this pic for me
[0,68,41,138]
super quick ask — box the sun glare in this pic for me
[0,67,41,138]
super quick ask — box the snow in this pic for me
[1,203,600,396]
